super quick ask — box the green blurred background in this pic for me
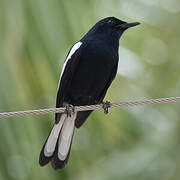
[0,0,180,179]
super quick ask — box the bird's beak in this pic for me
[117,22,140,29]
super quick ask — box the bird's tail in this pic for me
[39,112,77,170]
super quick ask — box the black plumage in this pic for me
[39,17,140,170]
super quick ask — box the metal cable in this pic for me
[0,97,180,119]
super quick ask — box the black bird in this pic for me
[39,17,140,170]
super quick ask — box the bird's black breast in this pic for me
[65,40,118,105]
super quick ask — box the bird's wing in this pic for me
[39,42,83,168]
[55,41,83,123]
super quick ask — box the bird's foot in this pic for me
[102,101,111,114]
[65,104,75,117]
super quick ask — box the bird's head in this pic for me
[83,17,140,46]
[97,17,140,37]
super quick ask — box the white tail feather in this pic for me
[44,114,66,157]
[58,112,77,160]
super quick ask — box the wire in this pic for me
[0,97,180,119]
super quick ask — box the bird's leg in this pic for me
[65,104,75,117]
[102,101,111,114]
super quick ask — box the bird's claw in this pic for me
[102,101,111,114]
[65,104,75,117]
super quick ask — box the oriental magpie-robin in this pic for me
[39,17,140,170]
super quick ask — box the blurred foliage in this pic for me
[0,0,180,179]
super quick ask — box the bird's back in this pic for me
[66,39,119,106]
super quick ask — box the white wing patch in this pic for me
[58,41,83,88]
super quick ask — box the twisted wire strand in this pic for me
[0,97,180,119]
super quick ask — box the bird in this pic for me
[39,17,140,170]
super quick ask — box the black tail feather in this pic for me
[39,130,54,166]
[75,111,92,128]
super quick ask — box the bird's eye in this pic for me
[107,20,116,26]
